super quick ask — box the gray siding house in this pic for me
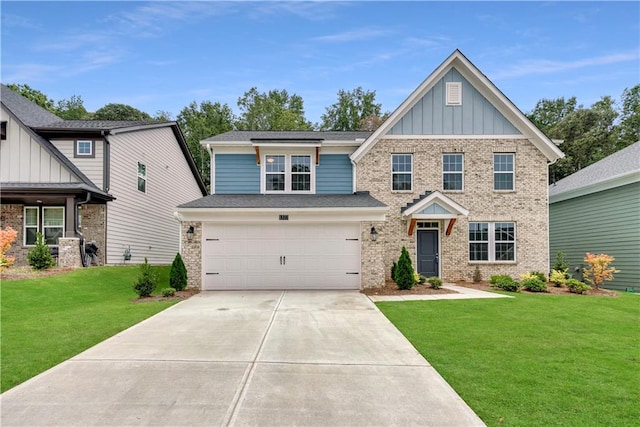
[176,50,565,290]
[549,142,640,292]
[1,84,207,266]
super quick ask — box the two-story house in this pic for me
[176,50,564,290]
[1,84,207,266]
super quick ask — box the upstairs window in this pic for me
[137,162,147,193]
[443,153,464,191]
[265,155,286,191]
[75,140,94,158]
[263,154,313,193]
[494,154,514,191]
[392,154,412,191]
[291,155,311,191]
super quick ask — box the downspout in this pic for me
[76,193,91,267]
[102,131,111,192]
[350,159,357,194]
[546,156,560,278]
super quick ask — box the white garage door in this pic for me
[202,223,361,290]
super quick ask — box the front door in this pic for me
[417,230,439,277]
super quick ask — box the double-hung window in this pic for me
[494,154,514,190]
[392,154,412,191]
[443,153,463,191]
[264,154,312,193]
[469,222,516,262]
[23,206,65,246]
[137,162,147,193]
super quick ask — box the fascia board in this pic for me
[108,122,174,135]
[175,207,388,222]
[549,171,640,203]
[402,191,470,217]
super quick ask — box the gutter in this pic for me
[102,131,111,192]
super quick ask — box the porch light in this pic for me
[186,226,195,242]
[370,226,378,242]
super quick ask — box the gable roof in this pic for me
[350,50,565,163]
[0,84,62,126]
[401,191,469,217]
[549,142,640,203]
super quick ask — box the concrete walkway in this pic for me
[368,283,514,302]
[1,291,485,427]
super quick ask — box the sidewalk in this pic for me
[367,283,513,302]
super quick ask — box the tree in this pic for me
[55,95,91,120]
[170,253,187,291]
[0,227,18,271]
[527,97,577,134]
[320,87,383,131]
[94,103,152,121]
[236,87,312,131]
[153,110,174,121]
[394,246,416,290]
[26,232,55,270]
[617,84,640,146]
[6,83,55,112]
[133,257,157,297]
[177,100,234,189]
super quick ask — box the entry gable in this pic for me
[402,191,469,237]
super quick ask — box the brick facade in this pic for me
[357,138,550,284]
[181,222,202,289]
[79,204,106,265]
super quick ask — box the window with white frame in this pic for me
[392,154,412,191]
[264,154,313,193]
[469,222,515,262]
[494,153,514,190]
[75,140,94,157]
[137,162,147,193]
[443,153,463,191]
[23,206,65,246]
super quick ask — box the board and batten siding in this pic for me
[388,68,521,136]
[316,154,353,194]
[50,139,104,189]
[0,107,78,183]
[215,154,260,194]
[106,126,204,265]
[550,182,640,291]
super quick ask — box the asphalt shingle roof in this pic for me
[178,192,387,209]
[35,120,166,131]
[549,142,640,197]
[204,130,373,142]
[1,84,62,127]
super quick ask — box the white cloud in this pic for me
[311,28,393,43]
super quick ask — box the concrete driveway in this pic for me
[1,291,484,426]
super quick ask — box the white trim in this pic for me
[380,134,528,140]
[23,206,39,246]
[493,153,515,192]
[350,50,564,163]
[415,226,441,278]
[550,171,640,203]
[75,140,93,156]
[175,207,388,223]
[446,82,462,106]
[252,142,322,148]
[402,190,469,217]
[468,221,517,263]
[261,153,315,194]
[210,148,216,194]
[43,207,65,247]
[391,153,413,192]
[442,153,464,191]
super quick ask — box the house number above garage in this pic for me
[279,215,289,220]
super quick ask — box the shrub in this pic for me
[26,232,55,270]
[583,253,619,290]
[490,275,521,292]
[530,271,547,282]
[550,269,569,287]
[522,277,547,292]
[552,252,568,271]
[133,258,157,297]
[161,287,176,297]
[472,265,482,283]
[566,278,591,294]
[395,246,416,290]
[0,226,18,272]
[427,276,443,289]
[418,274,427,284]
[169,253,188,291]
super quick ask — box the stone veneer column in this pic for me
[361,221,386,288]
[58,237,82,268]
[181,222,202,289]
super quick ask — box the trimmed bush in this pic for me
[169,253,188,291]
[26,232,55,270]
[427,276,443,289]
[133,258,157,298]
[566,278,591,294]
[522,277,547,292]
[395,246,416,290]
[161,287,176,297]
[550,269,568,287]
[530,271,547,282]
[418,274,427,284]
[490,275,521,292]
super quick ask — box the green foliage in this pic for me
[418,274,427,284]
[236,87,312,131]
[427,276,443,289]
[522,277,547,292]
[550,269,569,287]
[490,275,521,292]
[26,232,55,270]
[161,287,176,297]
[55,95,91,119]
[169,253,188,291]
[552,252,569,272]
[531,271,547,282]
[320,87,384,131]
[94,103,152,121]
[7,83,56,112]
[133,258,158,297]
[566,278,591,294]
[617,84,640,145]
[394,246,416,290]
[472,265,482,283]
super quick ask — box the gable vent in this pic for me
[446,82,462,106]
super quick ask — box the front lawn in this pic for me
[1,266,178,392]
[377,293,640,427]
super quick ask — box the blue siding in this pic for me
[316,154,353,194]
[389,68,521,135]
[215,154,260,194]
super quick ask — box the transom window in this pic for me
[137,162,147,193]
[494,154,514,191]
[264,154,313,193]
[469,222,516,262]
[24,206,65,246]
[75,140,94,157]
[392,154,412,191]
[443,153,463,191]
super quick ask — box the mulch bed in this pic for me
[131,288,200,303]
[362,280,457,296]
[453,280,619,297]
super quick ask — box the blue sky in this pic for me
[2,1,638,124]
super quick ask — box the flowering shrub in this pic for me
[583,253,619,290]
[0,226,18,271]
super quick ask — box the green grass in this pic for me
[377,293,640,427]
[1,265,178,392]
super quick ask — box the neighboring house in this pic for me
[1,84,207,266]
[175,50,564,290]
[549,142,640,292]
